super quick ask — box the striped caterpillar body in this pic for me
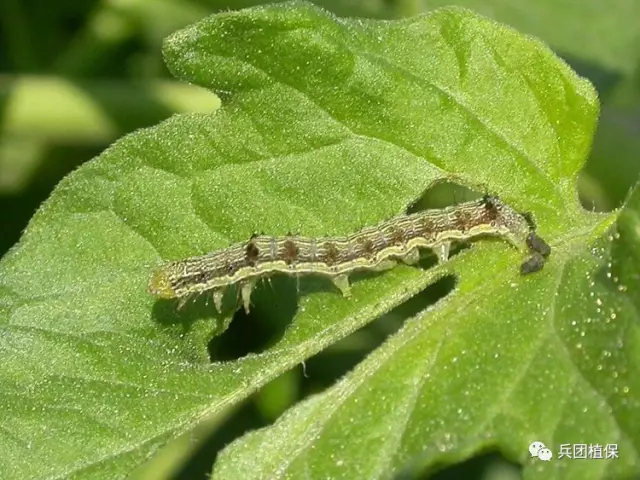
[148,195,551,313]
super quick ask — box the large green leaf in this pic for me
[1,1,636,479]
[212,182,640,479]
[418,0,640,77]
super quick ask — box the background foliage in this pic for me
[1,1,639,479]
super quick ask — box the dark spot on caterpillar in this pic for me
[481,195,500,223]
[521,212,537,231]
[360,237,375,258]
[322,242,340,266]
[390,228,404,245]
[418,218,436,242]
[245,239,260,266]
[282,239,299,265]
[421,216,434,231]
[454,209,470,232]
[482,194,498,209]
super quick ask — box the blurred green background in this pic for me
[1,0,638,479]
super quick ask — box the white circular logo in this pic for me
[538,447,553,461]
[529,441,545,457]
[529,441,553,461]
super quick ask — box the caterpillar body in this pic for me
[148,195,551,313]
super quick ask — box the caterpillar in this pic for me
[148,195,551,313]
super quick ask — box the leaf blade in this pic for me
[0,3,619,479]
